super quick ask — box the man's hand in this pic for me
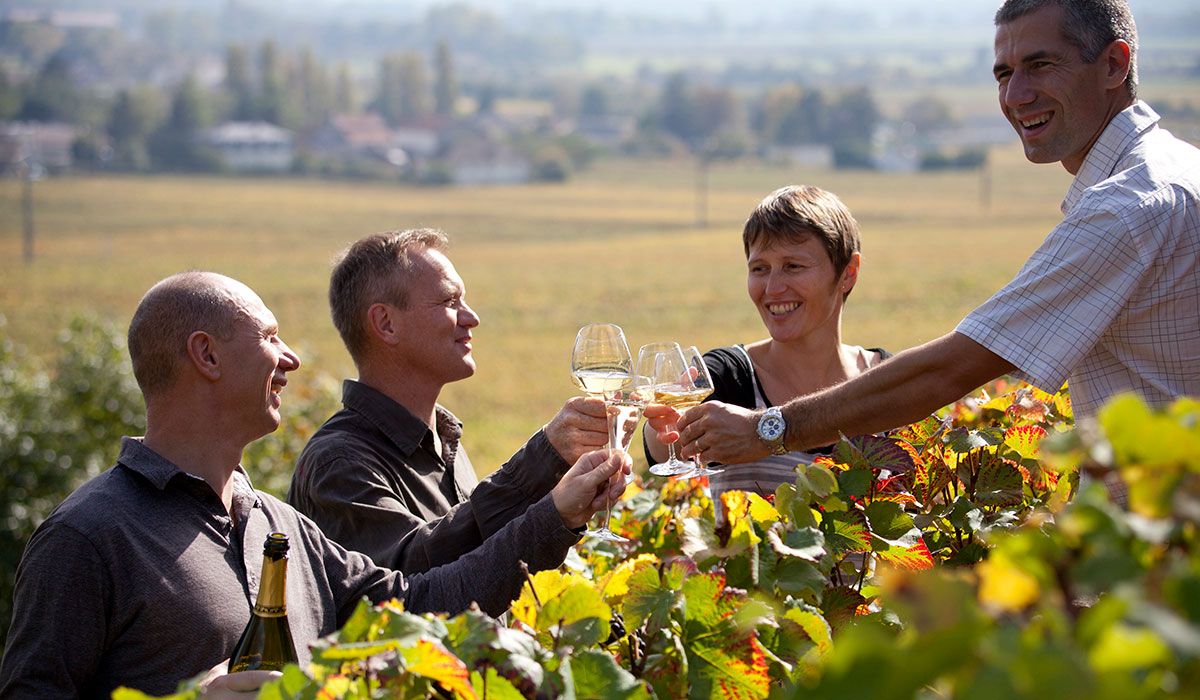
[551,449,631,530]
[675,401,770,465]
[198,659,281,698]
[545,396,610,463]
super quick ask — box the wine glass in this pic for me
[606,371,652,485]
[672,346,723,479]
[571,323,633,399]
[647,344,705,477]
[570,323,632,542]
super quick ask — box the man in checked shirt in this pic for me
[654,0,1199,487]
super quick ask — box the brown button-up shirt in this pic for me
[287,379,574,572]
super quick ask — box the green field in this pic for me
[0,149,1073,473]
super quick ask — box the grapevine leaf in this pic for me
[864,501,934,571]
[820,585,867,633]
[1005,424,1048,461]
[773,557,830,597]
[746,492,782,525]
[893,414,949,449]
[974,459,1024,507]
[782,603,834,662]
[622,559,691,634]
[536,578,611,649]
[774,603,833,685]
[908,455,953,506]
[837,468,874,498]
[833,434,919,474]
[513,569,609,649]
[872,533,935,571]
[568,649,654,699]
[863,500,912,541]
[822,508,872,558]
[948,496,985,533]
[945,426,1002,453]
[597,553,660,602]
[1054,389,1073,420]
[470,668,525,700]
[795,462,839,500]
[400,639,476,700]
[765,523,825,563]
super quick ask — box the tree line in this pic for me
[0,36,899,177]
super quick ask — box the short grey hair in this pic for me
[995,0,1138,99]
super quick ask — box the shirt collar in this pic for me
[341,379,463,456]
[1062,100,1160,214]
[117,435,258,496]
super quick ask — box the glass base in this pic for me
[649,457,692,477]
[585,527,629,542]
[674,464,724,479]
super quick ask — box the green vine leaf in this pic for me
[621,559,691,635]
[569,649,654,699]
[765,523,826,563]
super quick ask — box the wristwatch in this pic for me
[756,407,788,455]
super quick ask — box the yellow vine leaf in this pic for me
[401,639,476,700]
[976,550,1039,613]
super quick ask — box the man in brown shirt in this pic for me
[288,229,613,571]
[0,271,627,700]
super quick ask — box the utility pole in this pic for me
[21,161,35,264]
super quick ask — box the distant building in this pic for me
[196,121,294,173]
[442,138,530,185]
[306,112,396,161]
[0,121,80,174]
[574,114,636,147]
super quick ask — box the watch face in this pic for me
[760,416,785,441]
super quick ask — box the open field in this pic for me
[0,148,1073,475]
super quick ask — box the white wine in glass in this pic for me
[672,346,723,479]
[570,323,632,542]
[646,344,701,477]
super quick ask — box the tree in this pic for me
[0,68,20,121]
[433,40,457,116]
[149,75,217,171]
[257,40,300,128]
[224,43,256,121]
[374,52,430,125]
[333,62,355,114]
[828,86,880,168]
[580,83,609,117]
[657,72,695,146]
[108,86,164,170]
[902,93,959,137]
[299,47,332,129]
[19,51,82,122]
[396,51,429,121]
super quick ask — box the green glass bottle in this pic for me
[229,532,298,672]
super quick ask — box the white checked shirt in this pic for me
[956,102,1200,417]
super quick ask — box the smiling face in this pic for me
[388,247,480,388]
[993,4,1129,174]
[746,234,857,344]
[221,283,301,441]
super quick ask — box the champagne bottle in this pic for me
[229,532,298,672]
